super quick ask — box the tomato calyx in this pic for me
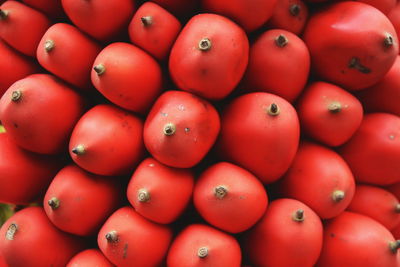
[267,103,280,116]
[214,185,228,199]
[331,190,345,202]
[137,188,151,203]
[71,144,86,155]
[395,204,400,213]
[275,34,288,47]
[0,9,9,20]
[197,247,209,258]
[47,197,60,210]
[93,64,106,76]
[289,4,301,17]
[11,90,22,102]
[327,101,342,114]
[383,33,394,49]
[44,40,55,53]
[105,230,119,243]
[292,209,305,222]
[198,38,212,51]
[389,240,400,254]
[6,222,18,241]
[141,16,153,27]
[163,122,176,136]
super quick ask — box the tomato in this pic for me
[69,104,144,176]
[98,207,172,267]
[193,162,268,233]
[0,74,86,154]
[245,198,323,267]
[217,92,300,184]
[167,224,241,267]
[144,90,220,168]
[67,249,113,267]
[169,13,249,100]
[335,0,396,15]
[22,0,65,19]
[267,0,309,35]
[127,157,194,224]
[152,0,199,17]
[388,2,400,46]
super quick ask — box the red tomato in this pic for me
[37,23,102,90]
[98,207,173,267]
[392,223,400,239]
[22,0,65,19]
[167,224,241,267]
[335,0,396,15]
[0,207,85,267]
[267,0,309,35]
[62,0,135,41]
[0,74,86,154]
[128,2,182,61]
[152,0,199,17]
[193,162,268,233]
[69,104,144,176]
[316,212,400,267]
[245,198,323,267]
[217,92,300,184]
[279,142,355,219]
[0,1,51,57]
[297,81,363,146]
[388,2,400,46]
[303,1,399,90]
[241,29,310,102]
[169,13,249,100]
[144,91,220,168]
[339,113,400,185]
[127,157,194,224]
[91,42,163,114]
[387,182,400,200]
[67,249,113,267]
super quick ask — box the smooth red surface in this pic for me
[335,0,396,15]
[388,2,400,47]
[22,0,64,18]
[152,0,198,17]
[267,0,309,35]
[67,249,114,267]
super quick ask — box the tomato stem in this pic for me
[137,189,151,202]
[275,34,288,47]
[198,38,212,51]
[71,144,85,155]
[0,10,9,20]
[389,240,400,253]
[267,103,280,116]
[48,197,60,210]
[11,90,22,102]
[289,4,301,16]
[6,223,17,241]
[163,123,176,136]
[332,190,345,202]
[44,40,55,52]
[328,102,342,113]
[384,33,394,48]
[105,231,119,243]
[292,209,305,222]
[395,204,400,213]
[214,185,228,199]
[197,247,209,258]
[141,16,153,27]
[94,64,106,76]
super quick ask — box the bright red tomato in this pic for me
[67,249,114,267]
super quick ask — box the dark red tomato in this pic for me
[297,81,363,147]
[387,182,400,200]
[67,249,114,267]
[245,199,323,267]
[217,92,300,184]
[128,2,181,61]
[98,207,172,267]
[167,224,241,267]
[62,0,135,41]
[267,0,309,35]
[335,0,396,15]
[193,162,268,233]
[0,207,85,267]
[241,29,310,103]
[0,132,61,205]
[37,23,102,90]
[392,223,400,239]
[279,142,355,219]
[22,0,65,19]
[127,157,194,224]
[169,13,249,100]
[0,254,6,267]
[201,0,277,32]
[340,113,400,185]
[303,1,398,90]
[144,91,220,168]
[69,104,144,176]
[151,0,199,17]
[0,1,51,57]
[316,212,400,267]
[0,74,86,154]
[347,184,400,230]
[388,3,400,46]
[91,42,163,114]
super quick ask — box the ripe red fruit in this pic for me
[303,1,399,90]
[128,2,182,61]
[167,224,242,267]
[339,113,400,185]
[169,13,249,100]
[217,92,300,184]
[245,198,323,267]
[144,90,220,168]
[151,0,198,17]
[0,207,85,267]
[193,162,268,233]
[267,0,309,35]
[91,42,163,114]
[316,212,400,267]
[335,0,396,15]
[22,0,65,19]
[127,157,194,224]
[67,249,113,267]
[297,81,363,146]
[69,104,144,176]
[279,142,355,219]
[0,1,51,57]
[98,207,173,267]
[0,74,86,154]
[388,2,400,43]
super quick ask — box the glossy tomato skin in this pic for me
[279,142,355,219]
[169,13,249,100]
[339,113,400,185]
[127,157,194,224]
[0,1,51,57]
[22,0,65,19]
[69,104,145,176]
[128,2,181,61]
[242,29,310,103]
[98,207,173,267]
[0,207,86,267]
[0,74,86,154]
[245,198,323,267]
[388,2,400,44]
[303,1,399,90]
[167,224,242,267]
[297,81,363,146]
[37,23,102,90]
[66,249,114,267]
[316,212,399,267]
[193,162,268,233]
[91,42,163,114]
[152,0,199,17]
[267,0,309,35]
[217,92,300,184]
[335,0,396,15]
[144,91,220,168]
[62,0,135,41]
